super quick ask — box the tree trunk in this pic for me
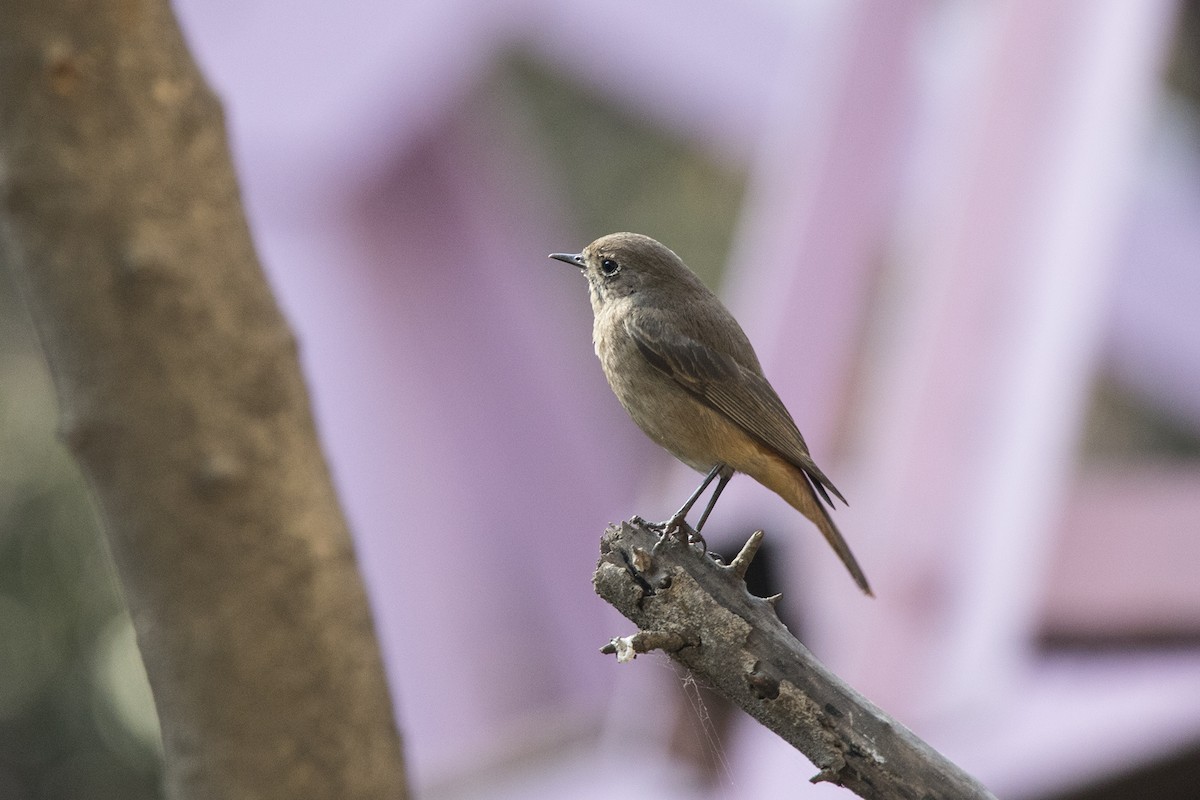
[0,2,409,798]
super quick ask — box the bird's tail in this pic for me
[776,469,873,596]
[808,489,872,596]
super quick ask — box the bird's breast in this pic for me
[590,302,744,475]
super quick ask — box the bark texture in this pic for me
[595,519,997,800]
[0,2,408,798]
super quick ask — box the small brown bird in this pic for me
[551,232,871,595]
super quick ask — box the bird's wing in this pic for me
[626,313,846,507]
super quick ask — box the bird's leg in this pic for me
[694,472,730,533]
[662,463,725,549]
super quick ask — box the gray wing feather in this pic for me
[626,313,846,507]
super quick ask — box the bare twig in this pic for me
[594,518,997,800]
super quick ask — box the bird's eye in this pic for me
[600,258,620,276]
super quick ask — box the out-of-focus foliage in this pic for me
[500,53,746,290]
[0,267,163,800]
[1166,0,1200,104]
[1081,378,1200,462]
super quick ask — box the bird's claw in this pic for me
[649,514,707,554]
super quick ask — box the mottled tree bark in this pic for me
[0,2,408,798]
[595,519,997,800]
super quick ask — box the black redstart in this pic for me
[551,232,871,595]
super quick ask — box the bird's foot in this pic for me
[650,512,706,553]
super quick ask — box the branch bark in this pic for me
[594,519,997,800]
[0,2,407,798]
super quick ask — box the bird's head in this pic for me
[550,232,703,307]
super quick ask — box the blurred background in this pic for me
[2,0,1200,797]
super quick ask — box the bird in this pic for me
[550,232,871,595]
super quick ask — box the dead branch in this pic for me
[594,518,997,800]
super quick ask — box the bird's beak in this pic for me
[549,252,585,270]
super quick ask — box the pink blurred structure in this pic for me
[175,1,1197,797]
